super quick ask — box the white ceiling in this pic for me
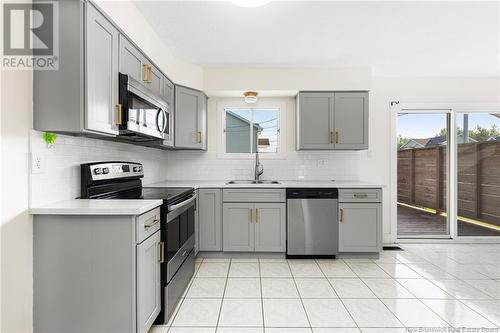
[133,1,499,77]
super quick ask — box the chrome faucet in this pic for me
[254,150,264,181]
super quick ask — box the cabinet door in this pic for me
[198,189,222,251]
[339,203,381,252]
[137,231,161,333]
[162,76,175,110]
[334,92,368,150]
[85,3,119,135]
[223,203,254,252]
[119,35,144,83]
[175,86,206,149]
[148,64,162,97]
[297,92,335,150]
[254,203,286,252]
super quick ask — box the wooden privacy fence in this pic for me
[398,141,500,227]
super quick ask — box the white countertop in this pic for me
[30,199,163,216]
[146,180,384,189]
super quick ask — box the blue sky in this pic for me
[398,113,500,138]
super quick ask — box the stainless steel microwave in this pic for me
[118,73,173,146]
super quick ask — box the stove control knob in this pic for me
[102,167,109,174]
[94,168,102,175]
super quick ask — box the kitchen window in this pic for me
[217,101,286,158]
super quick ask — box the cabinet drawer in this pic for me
[339,189,382,203]
[136,207,161,243]
[223,189,286,203]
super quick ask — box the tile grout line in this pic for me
[215,259,231,330]
[286,259,313,332]
[258,258,265,331]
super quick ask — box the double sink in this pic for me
[227,180,280,185]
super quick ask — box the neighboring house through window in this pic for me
[217,101,286,158]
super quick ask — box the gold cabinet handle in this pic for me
[255,208,259,223]
[250,208,253,223]
[335,131,339,144]
[330,131,334,144]
[116,103,123,125]
[158,241,165,263]
[197,131,202,144]
[144,218,160,229]
[339,209,344,222]
[142,64,152,83]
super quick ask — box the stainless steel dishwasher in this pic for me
[286,188,338,258]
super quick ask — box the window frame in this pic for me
[217,100,287,159]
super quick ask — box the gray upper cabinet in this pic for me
[162,76,175,110]
[334,92,368,150]
[85,3,119,135]
[297,91,369,150]
[223,203,254,252]
[297,92,335,150]
[254,203,286,252]
[338,203,381,252]
[34,1,120,135]
[137,231,161,333]
[119,36,162,97]
[198,189,222,251]
[175,86,207,150]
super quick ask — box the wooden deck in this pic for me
[397,204,500,237]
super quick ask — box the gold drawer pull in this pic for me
[144,218,160,229]
[353,193,368,198]
[335,131,339,144]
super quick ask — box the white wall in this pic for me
[95,0,204,89]
[362,77,500,244]
[204,67,371,97]
[166,97,361,181]
[1,69,33,333]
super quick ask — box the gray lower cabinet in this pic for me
[34,207,162,333]
[338,203,382,252]
[222,202,286,252]
[198,189,222,251]
[223,203,254,252]
[254,203,286,252]
[175,86,207,150]
[137,230,161,333]
[297,91,369,150]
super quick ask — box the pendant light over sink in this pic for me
[244,91,258,104]
[232,0,271,8]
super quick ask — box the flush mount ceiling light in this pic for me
[231,0,271,8]
[244,91,258,104]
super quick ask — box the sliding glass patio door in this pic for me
[397,112,450,238]
[456,112,500,237]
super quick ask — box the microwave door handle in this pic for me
[162,109,168,134]
[155,108,162,132]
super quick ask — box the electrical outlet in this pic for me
[31,153,44,174]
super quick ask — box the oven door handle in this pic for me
[168,195,196,211]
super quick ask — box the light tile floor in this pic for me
[150,244,500,333]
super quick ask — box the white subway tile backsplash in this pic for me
[29,130,168,207]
